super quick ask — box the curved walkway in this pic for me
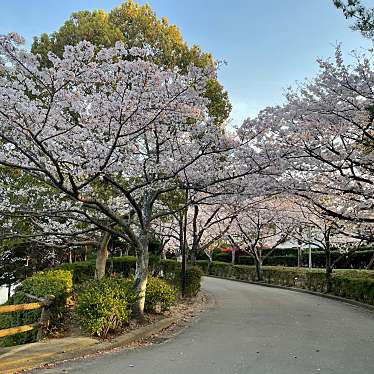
[35,277,374,374]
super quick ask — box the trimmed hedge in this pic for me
[0,270,73,347]
[302,250,374,269]
[195,260,374,306]
[210,249,374,269]
[213,252,233,262]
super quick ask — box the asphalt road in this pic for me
[36,277,374,374]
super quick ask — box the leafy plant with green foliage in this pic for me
[76,277,136,337]
[0,270,72,347]
[181,266,203,297]
[57,261,96,284]
[144,277,177,313]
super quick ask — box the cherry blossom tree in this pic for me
[0,33,272,316]
[227,197,297,281]
[0,169,114,277]
[244,46,374,229]
[289,199,366,290]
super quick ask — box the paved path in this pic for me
[35,277,374,374]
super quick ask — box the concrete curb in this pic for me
[0,315,179,374]
[206,275,374,312]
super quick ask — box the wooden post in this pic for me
[37,295,55,341]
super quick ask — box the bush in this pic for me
[160,259,181,280]
[0,269,72,347]
[110,256,136,277]
[237,256,255,265]
[262,247,299,257]
[301,249,374,269]
[213,252,232,263]
[331,274,374,304]
[56,261,95,284]
[195,260,210,274]
[145,277,177,313]
[264,255,298,267]
[175,266,203,297]
[76,277,135,337]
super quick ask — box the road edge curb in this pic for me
[1,315,179,374]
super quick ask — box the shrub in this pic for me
[160,259,181,281]
[331,274,374,304]
[76,277,135,337]
[237,256,255,265]
[175,266,203,297]
[261,247,299,257]
[56,261,95,284]
[0,269,72,347]
[209,261,234,277]
[213,252,232,263]
[110,256,136,277]
[145,277,177,313]
[195,260,210,274]
[301,249,374,269]
[264,255,298,267]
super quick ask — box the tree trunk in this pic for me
[366,252,374,270]
[68,249,72,264]
[297,238,302,267]
[207,255,212,274]
[190,244,198,264]
[133,231,149,319]
[325,236,332,293]
[7,283,11,300]
[190,204,199,265]
[95,231,111,279]
[255,258,263,281]
[161,248,167,260]
[231,248,236,265]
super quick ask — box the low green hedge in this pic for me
[331,274,374,304]
[0,269,73,347]
[195,261,374,306]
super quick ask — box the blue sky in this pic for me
[1,0,373,126]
